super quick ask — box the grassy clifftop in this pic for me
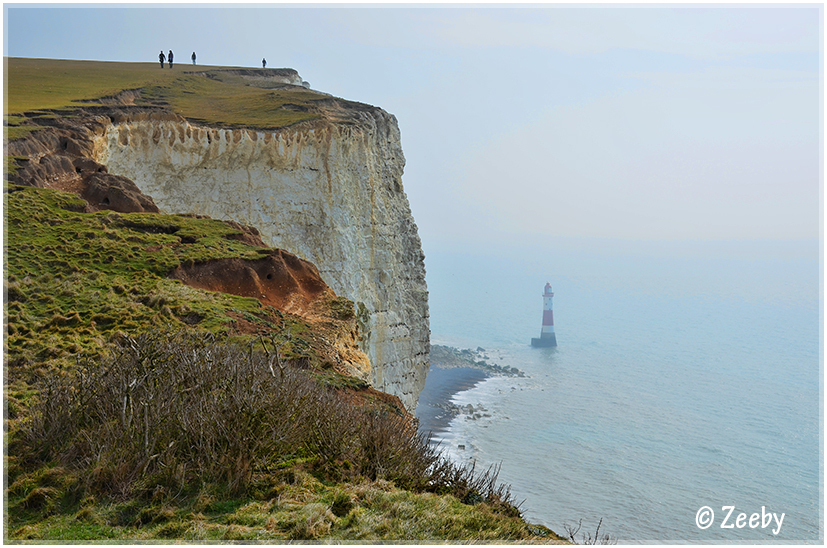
[5,57,327,139]
[4,58,566,542]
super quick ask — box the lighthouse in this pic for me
[531,282,557,347]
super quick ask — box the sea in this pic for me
[416,238,822,543]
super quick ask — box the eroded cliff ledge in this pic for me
[7,81,430,411]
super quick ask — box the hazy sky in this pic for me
[4,4,823,251]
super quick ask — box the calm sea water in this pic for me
[420,238,821,543]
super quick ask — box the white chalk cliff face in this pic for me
[93,111,430,411]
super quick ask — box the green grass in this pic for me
[4,114,41,141]
[6,468,563,542]
[141,72,321,129]
[5,329,565,542]
[6,58,171,113]
[3,57,570,543]
[5,125,40,141]
[6,57,323,130]
[4,184,323,380]
[2,185,566,541]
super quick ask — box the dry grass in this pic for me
[4,184,324,377]
[3,57,571,542]
[5,332,569,542]
[6,57,324,131]
[13,331,521,505]
[6,58,172,113]
[7,473,565,542]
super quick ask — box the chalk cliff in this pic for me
[89,108,429,411]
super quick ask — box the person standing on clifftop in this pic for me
[168,50,174,68]
[262,58,266,68]
[159,51,165,68]
[191,52,196,65]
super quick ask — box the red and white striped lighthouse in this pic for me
[531,282,557,347]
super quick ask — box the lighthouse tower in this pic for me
[531,282,557,347]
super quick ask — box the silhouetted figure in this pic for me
[168,50,174,68]
[191,52,196,65]
[262,58,266,68]
[159,51,165,68]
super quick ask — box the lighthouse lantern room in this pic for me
[531,282,557,347]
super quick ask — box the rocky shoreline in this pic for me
[416,345,528,438]
[429,344,526,378]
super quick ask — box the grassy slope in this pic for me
[6,58,173,112]
[9,466,553,542]
[3,58,566,542]
[5,185,308,371]
[4,57,323,138]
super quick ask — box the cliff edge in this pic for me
[6,63,430,411]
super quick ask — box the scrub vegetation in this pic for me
[4,57,567,541]
[8,331,559,541]
[5,186,562,542]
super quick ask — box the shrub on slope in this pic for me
[5,332,562,541]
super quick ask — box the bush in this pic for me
[15,330,519,514]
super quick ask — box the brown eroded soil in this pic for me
[9,124,161,214]
[170,250,329,316]
[7,95,376,388]
[8,108,324,317]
